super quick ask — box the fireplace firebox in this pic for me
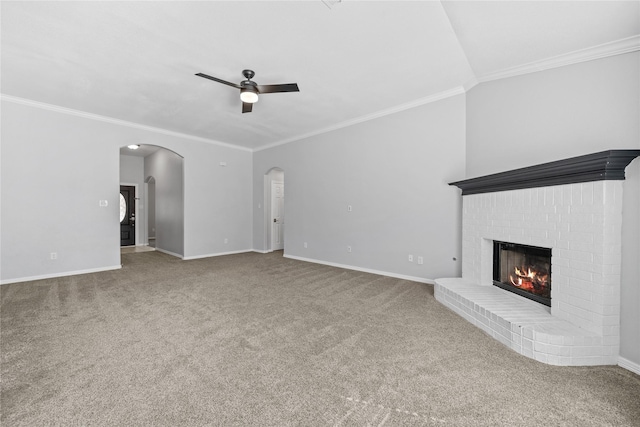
[493,241,551,306]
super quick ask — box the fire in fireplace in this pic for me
[493,241,551,306]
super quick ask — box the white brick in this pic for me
[571,185,582,205]
[581,182,594,205]
[534,352,549,363]
[454,179,623,367]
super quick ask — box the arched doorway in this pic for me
[119,144,184,258]
[264,168,285,252]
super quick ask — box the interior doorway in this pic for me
[119,144,184,258]
[271,180,284,250]
[264,168,285,252]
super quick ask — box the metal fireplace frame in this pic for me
[493,241,552,307]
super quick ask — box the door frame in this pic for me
[120,182,139,246]
[271,180,284,251]
[263,168,285,253]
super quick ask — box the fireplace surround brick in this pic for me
[438,150,639,366]
[437,180,625,365]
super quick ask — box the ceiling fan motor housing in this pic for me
[241,80,258,89]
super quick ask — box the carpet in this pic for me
[2,251,639,426]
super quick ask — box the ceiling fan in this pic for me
[195,69,299,113]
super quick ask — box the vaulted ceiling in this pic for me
[2,1,638,151]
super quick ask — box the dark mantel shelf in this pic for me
[449,150,640,196]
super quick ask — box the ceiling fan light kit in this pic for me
[240,86,259,104]
[196,69,299,113]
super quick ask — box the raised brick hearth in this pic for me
[436,150,639,366]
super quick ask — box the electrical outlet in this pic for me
[408,254,413,262]
[224,238,228,244]
[347,205,352,212]
[417,256,424,265]
[347,246,352,253]
[50,252,57,260]
[304,242,308,248]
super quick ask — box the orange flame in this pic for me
[509,266,548,293]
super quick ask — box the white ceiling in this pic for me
[2,1,638,151]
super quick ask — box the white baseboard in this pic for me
[182,249,253,260]
[154,248,184,259]
[618,356,640,375]
[0,265,122,285]
[283,254,435,285]
[252,249,271,254]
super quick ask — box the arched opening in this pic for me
[264,167,285,253]
[119,144,184,258]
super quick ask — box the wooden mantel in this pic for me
[449,149,640,196]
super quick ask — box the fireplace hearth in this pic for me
[493,241,551,306]
[435,149,640,366]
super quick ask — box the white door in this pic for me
[271,181,284,250]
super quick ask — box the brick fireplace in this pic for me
[435,150,640,366]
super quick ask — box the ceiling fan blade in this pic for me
[195,73,241,89]
[242,102,253,114]
[257,83,299,94]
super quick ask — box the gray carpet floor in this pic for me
[2,251,639,426]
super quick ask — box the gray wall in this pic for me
[621,158,640,365]
[466,52,640,365]
[180,140,253,259]
[466,52,639,178]
[120,154,145,245]
[253,94,466,281]
[144,149,184,256]
[1,102,120,280]
[1,99,253,282]
[148,177,156,239]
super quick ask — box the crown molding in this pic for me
[0,94,252,152]
[254,86,466,152]
[5,35,637,154]
[256,37,640,152]
[476,35,640,84]
[462,76,479,93]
